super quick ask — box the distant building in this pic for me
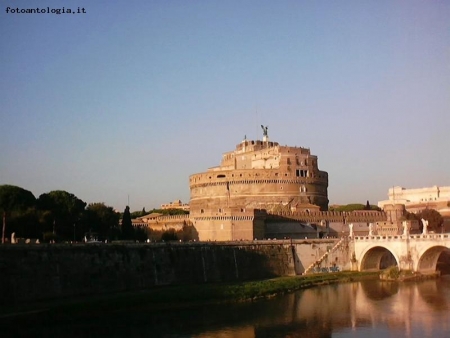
[378,186,450,218]
[137,213,187,232]
[160,200,190,211]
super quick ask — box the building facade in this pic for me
[160,200,190,211]
[186,135,329,240]
[378,186,450,218]
[189,137,329,213]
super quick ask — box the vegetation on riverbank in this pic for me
[379,266,440,281]
[1,271,378,319]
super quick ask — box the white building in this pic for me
[378,186,450,218]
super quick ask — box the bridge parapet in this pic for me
[408,233,450,240]
[354,233,450,242]
[354,235,407,241]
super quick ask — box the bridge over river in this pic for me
[352,233,450,273]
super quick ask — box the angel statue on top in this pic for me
[261,125,268,137]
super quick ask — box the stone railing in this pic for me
[354,233,450,241]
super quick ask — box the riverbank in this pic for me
[379,266,441,281]
[0,271,378,321]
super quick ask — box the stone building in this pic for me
[160,200,190,211]
[378,186,450,232]
[378,186,450,218]
[189,136,329,213]
[138,133,447,241]
[187,133,329,240]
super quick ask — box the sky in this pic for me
[1,1,449,211]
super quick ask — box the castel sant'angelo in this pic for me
[189,127,329,214]
[139,126,403,241]
[188,127,330,240]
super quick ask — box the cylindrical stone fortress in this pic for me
[189,138,329,216]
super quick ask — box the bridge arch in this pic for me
[417,246,450,273]
[359,246,399,271]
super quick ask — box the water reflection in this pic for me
[6,277,450,337]
[360,280,399,300]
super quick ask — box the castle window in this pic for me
[217,174,226,178]
[200,209,204,214]
[296,169,307,177]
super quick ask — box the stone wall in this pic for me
[143,214,192,232]
[141,209,387,242]
[0,242,297,305]
[292,239,352,274]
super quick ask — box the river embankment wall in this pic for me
[0,239,343,305]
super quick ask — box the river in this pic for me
[8,277,450,337]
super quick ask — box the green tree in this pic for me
[402,211,420,221]
[333,204,365,212]
[150,208,189,216]
[135,227,149,242]
[417,209,444,233]
[0,185,36,243]
[161,228,178,241]
[9,206,40,239]
[331,203,381,212]
[121,206,134,240]
[130,210,144,219]
[37,190,86,241]
[85,203,120,241]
